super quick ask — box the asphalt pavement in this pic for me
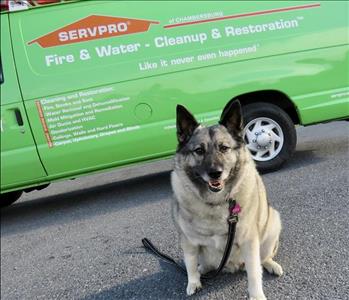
[1,121,349,300]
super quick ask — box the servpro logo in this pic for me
[58,21,128,42]
[28,15,159,48]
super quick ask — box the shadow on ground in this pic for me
[277,149,323,173]
[0,147,327,236]
[1,171,172,237]
[83,259,247,300]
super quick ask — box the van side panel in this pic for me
[1,15,47,192]
[8,1,349,179]
[11,1,348,100]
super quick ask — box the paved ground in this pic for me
[1,121,348,300]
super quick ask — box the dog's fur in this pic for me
[171,100,283,300]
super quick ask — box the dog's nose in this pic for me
[208,169,223,180]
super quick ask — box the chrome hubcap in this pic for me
[243,118,284,161]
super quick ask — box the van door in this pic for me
[9,1,181,178]
[0,15,47,192]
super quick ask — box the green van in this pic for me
[1,0,348,206]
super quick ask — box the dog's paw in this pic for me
[186,280,202,296]
[270,262,283,276]
[263,259,283,276]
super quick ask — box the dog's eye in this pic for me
[219,145,230,153]
[194,148,205,155]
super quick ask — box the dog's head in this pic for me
[175,100,244,195]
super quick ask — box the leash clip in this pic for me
[227,198,241,224]
[227,214,239,224]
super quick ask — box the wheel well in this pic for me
[232,90,300,124]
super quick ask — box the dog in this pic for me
[171,100,283,300]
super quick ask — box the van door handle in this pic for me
[0,57,4,84]
[14,109,24,126]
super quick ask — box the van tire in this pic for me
[0,191,23,208]
[242,102,297,173]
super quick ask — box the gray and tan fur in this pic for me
[171,100,283,300]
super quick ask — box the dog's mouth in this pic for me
[208,180,224,192]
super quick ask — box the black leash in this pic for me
[142,199,240,280]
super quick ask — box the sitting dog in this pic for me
[171,100,283,299]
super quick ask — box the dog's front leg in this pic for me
[180,235,201,295]
[241,237,266,300]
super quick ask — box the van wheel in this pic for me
[242,103,297,173]
[0,191,22,208]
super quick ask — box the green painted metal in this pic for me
[1,1,348,193]
[0,15,47,189]
[0,15,22,105]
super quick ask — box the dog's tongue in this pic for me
[208,180,223,192]
[209,180,221,188]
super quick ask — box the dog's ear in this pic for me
[219,100,243,140]
[176,105,199,146]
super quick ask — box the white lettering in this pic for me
[57,22,129,42]
[87,26,97,37]
[68,30,78,40]
[154,33,207,48]
[78,28,88,38]
[58,32,69,42]
[98,25,108,35]
[45,54,75,67]
[95,43,141,57]
[225,18,299,37]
